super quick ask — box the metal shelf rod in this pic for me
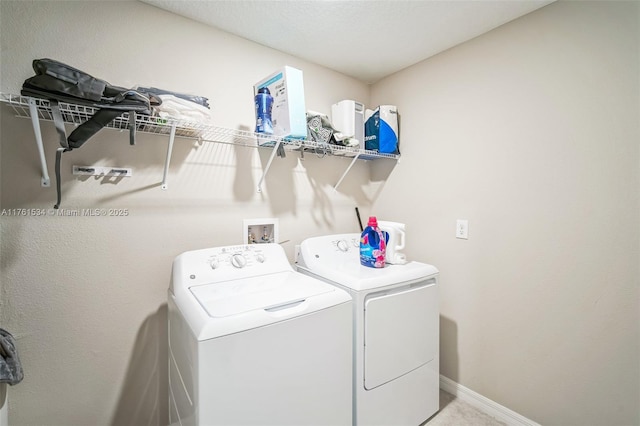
[257,139,282,193]
[161,124,176,190]
[334,152,361,190]
[27,97,51,187]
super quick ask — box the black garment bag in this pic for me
[21,58,158,208]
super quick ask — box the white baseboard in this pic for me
[439,375,540,426]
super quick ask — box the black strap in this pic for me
[54,147,71,209]
[51,100,70,209]
[50,100,68,149]
[129,111,136,145]
[51,99,71,209]
[67,108,124,149]
[48,95,141,208]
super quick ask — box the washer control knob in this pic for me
[336,240,349,252]
[231,253,247,268]
[209,258,219,269]
[256,253,266,263]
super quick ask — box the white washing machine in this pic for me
[168,243,353,426]
[297,234,440,426]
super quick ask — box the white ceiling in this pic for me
[142,0,554,84]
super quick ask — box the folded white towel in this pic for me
[155,94,211,123]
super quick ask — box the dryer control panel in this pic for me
[333,235,360,254]
[300,233,361,265]
[312,234,360,257]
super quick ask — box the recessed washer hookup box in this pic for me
[254,66,307,144]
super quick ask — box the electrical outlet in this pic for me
[456,220,469,239]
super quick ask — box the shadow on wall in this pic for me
[262,148,397,227]
[258,145,300,217]
[367,157,396,200]
[233,125,257,202]
[440,315,459,383]
[111,304,168,426]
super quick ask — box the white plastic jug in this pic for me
[378,221,407,264]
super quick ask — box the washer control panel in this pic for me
[207,245,267,270]
[173,243,291,288]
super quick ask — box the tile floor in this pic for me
[422,390,506,426]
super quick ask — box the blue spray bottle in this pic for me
[254,87,274,134]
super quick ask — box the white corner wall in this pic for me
[0,1,374,425]
[0,384,7,426]
[371,1,639,425]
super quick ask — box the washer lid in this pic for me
[190,271,335,318]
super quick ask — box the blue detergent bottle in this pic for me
[360,216,387,268]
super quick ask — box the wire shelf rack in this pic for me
[1,92,399,192]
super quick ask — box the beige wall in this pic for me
[1,1,639,426]
[371,1,639,425]
[0,1,374,425]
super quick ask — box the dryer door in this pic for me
[364,279,437,390]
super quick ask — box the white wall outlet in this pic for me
[456,219,469,239]
[243,218,279,244]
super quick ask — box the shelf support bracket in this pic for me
[28,98,51,187]
[257,139,282,193]
[334,152,361,190]
[161,124,176,190]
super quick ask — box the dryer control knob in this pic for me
[336,240,349,252]
[255,253,266,263]
[231,253,247,268]
[209,258,220,269]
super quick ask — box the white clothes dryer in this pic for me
[169,243,353,426]
[297,234,440,426]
